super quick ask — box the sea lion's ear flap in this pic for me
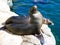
[43,18,47,24]
[29,6,34,15]
[42,18,45,24]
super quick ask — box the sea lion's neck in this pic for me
[30,11,43,29]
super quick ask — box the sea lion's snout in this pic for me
[33,5,37,12]
[30,5,38,14]
[33,5,37,9]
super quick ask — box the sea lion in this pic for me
[2,5,43,35]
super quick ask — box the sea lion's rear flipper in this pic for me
[0,26,6,30]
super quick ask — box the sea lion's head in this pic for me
[29,5,38,14]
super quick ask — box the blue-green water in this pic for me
[12,0,60,45]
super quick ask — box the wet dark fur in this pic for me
[3,16,40,35]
